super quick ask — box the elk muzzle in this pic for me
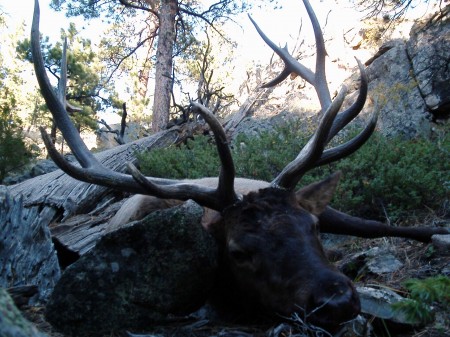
[303,271,360,327]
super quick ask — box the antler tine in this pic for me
[253,0,377,190]
[317,109,379,166]
[249,0,331,110]
[32,0,238,212]
[127,102,240,208]
[32,0,99,170]
[271,86,347,189]
[326,59,369,142]
[190,102,239,205]
[248,15,315,88]
[302,0,330,109]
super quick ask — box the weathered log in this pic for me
[1,130,179,301]
[0,186,60,302]
[7,285,39,308]
[9,129,179,218]
[49,198,124,260]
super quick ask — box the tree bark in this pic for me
[151,0,178,133]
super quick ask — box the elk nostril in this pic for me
[308,280,360,326]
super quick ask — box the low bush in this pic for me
[392,275,450,324]
[137,123,449,222]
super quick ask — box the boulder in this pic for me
[45,200,218,337]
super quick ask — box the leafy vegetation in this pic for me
[392,276,450,324]
[138,122,449,221]
[0,15,37,182]
[0,103,34,182]
[17,22,119,132]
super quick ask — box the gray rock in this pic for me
[357,286,421,325]
[342,247,403,276]
[365,248,404,274]
[337,7,450,139]
[364,39,432,138]
[407,6,450,121]
[432,234,450,255]
[45,200,218,337]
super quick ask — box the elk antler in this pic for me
[31,0,239,211]
[249,0,378,190]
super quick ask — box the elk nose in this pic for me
[307,277,360,327]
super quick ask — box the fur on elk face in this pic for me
[212,173,360,327]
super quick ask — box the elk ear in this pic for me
[295,171,341,215]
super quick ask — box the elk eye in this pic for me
[228,240,252,265]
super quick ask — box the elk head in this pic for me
[31,0,377,330]
[211,173,360,327]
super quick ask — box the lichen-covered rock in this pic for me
[0,288,47,337]
[357,286,422,326]
[364,39,432,138]
[45,200,218,337]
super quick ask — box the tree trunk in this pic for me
[151,0,178,133]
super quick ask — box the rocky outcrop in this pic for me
[231,6,450,139]
[407,6,450,121]
[344,13,448,139]
[348,6,450,138]
[363,39,433,138]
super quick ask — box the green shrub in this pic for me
[137,123,449,221]
[332,132,449,220]
[137,136,220,179]
[0,104,35,182]
[392,276,450,324]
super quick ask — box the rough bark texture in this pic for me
[49,199,124,258]
[0,186,60,303]
[152,0,178,133]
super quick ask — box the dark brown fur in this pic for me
[209,186,360,328]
